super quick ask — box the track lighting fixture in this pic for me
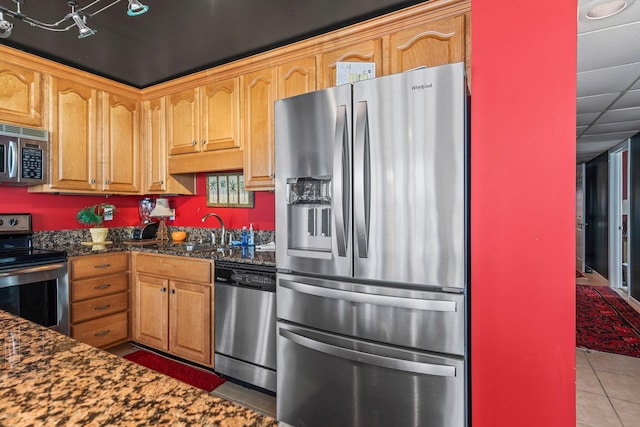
[70,12,97,39]
[0,0,150,40]
[127,0,149,17]
[0,12,12,39]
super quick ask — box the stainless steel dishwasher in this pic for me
[214,261,277,392]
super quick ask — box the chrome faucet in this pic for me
[201,213,225,246]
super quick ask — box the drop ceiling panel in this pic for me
[577,93,620,113]
[611,88,640,108]
[577,21,640,72]
[578,112,601,126]
[595,106,640,123]
[584,120,640,134]
[577,62,640,97]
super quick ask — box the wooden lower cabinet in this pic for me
[132,252,213,367]
[69,253,130,349]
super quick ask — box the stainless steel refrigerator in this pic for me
[275,62,468,427]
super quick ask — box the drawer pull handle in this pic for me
[95,284,111,290]
[94,264,111,269]
[94,330,110,337]
[95,304,111,310]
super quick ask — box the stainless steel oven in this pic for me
[0,213,69,335]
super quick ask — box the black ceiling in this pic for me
[0,0,428,88]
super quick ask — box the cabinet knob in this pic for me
[91,178,97,184]
[270,173,275,179]
[160,287,167,292]
[191,140,197,146]
[170,289,176,294]
[201,139,206,145]
[159,180,164,185]
[105,179,112,185]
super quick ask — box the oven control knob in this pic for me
[9,218,18,226]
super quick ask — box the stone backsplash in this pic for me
[33,226,275,248]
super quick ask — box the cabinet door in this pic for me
[144,97,168,193]
[133,274,169,351]
[318,39,382,89]
[201,77,241,152]
[277,57,316,100]
[166,88,199,155]
[169,280,212,365]
[0,60,43,127]
[49,78,100,191]
[243,67,276,190]
[388,15,465,73]
[102,93,141,193]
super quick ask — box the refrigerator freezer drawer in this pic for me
[277,273,465,356]
[277,322,466,427]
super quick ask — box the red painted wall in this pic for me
[471,1,576,426]
[0,173,275,231]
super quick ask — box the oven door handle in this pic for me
[280,328,456,377]
[0,263,66,277]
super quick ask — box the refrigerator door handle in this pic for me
[333,105,349,257]
[354,101,370,258]
[279,279,457,312]
[279,328,457,377]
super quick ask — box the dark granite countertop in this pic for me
[0,310,277,426]
[54,242,276,267]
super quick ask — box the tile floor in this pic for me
[576,348,640,426]
[576,269,640,426]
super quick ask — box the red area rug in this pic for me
[576,285,640,358]
[124,349,226,391]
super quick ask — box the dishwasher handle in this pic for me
[280,328,456,377]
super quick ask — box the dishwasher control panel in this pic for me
[214,261,276,291]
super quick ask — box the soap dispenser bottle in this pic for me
[248,223,255,246]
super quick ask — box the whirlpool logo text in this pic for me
[411,83,433,90]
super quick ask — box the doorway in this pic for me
[609,142,629,296]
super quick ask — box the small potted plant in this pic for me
[76,203,116,243]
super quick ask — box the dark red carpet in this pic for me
[576,285,640,358]
[124,349,226,391]
[576,269,584,278]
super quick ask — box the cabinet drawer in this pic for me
[72,272,129,302]
[72,253,129,280]
[72,311,128,349]
[72,292,129,323]
[135,253,212,283]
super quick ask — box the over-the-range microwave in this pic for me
[0,123,48,186]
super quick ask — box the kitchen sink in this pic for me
[165,244,219,253]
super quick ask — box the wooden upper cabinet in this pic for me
[48,78,100,192]
[0,60,43,127]
[166,88,199,155]
[143,97,167,193]
[318,39,383,89]
[102,93,140,193]
[200,77,241,152]
[388,15,466,73]
[143,97,195,194]
[243,67,276,191]
[277,57,317,99]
